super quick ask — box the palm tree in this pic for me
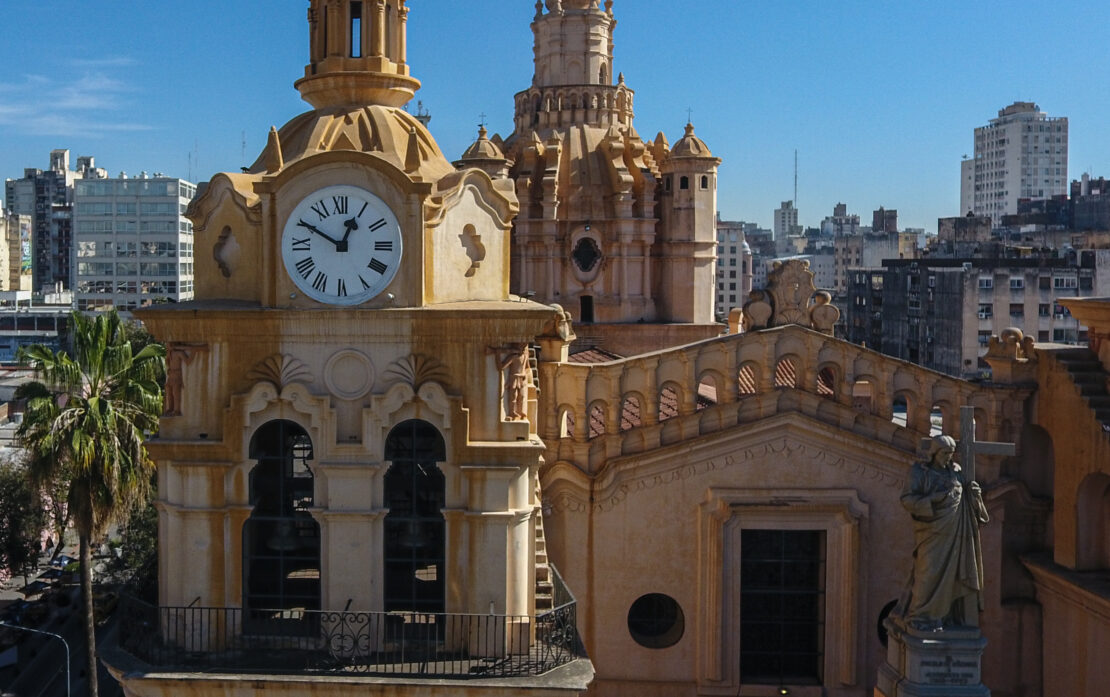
[16,310,165,697]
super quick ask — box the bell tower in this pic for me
[296,0,420,108]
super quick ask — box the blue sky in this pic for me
[1,1,1107,232]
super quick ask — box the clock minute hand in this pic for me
[296,219,342,247]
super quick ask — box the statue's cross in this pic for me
[958,406,1015,482]
[686,107,694,123]
[478,112,487,128]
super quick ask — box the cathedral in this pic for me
[101,3,1110,697]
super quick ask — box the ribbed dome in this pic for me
[670,122,714,158]
[459,126,506,162]
[248,105,455,182]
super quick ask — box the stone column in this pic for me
[396,5,408,64]
[370,0,385,56]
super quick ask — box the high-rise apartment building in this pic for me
[715,217,753,318]
[961,102,1068,226]
[0,211,32,292]
[4,150,106,292]
[72,174,196,311]
[773,200,799,240]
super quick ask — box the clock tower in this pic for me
[116,4,586,693]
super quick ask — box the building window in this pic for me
[977,277,993,289]
[242,420,320,625]
[701,175,709,190]
[701,490,863,693]
[1053,276,1077,289]
[1009,303,1024,317]
[680,176,689,190]
[977,304,992,318]
[1009,277,1024,290]
[1038,303,1050,317]
[740,529,825,685]
[979,330,992,346]
[383,420,447,614]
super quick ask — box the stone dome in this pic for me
[670,122,714,159]
[458,126,507,163]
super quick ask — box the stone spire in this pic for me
[296,0,420,109]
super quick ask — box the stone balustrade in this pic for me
[538,324,1029,475]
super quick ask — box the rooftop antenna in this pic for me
[794,149,798,208]
[414,100,431,127]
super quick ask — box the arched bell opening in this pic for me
[383,419,447,615]
[242,419,321,631]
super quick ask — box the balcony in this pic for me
[113,569,582,680]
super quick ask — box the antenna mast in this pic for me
[794,149,798,207]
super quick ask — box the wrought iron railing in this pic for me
[116,588,580,678]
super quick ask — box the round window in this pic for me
[627,593,684,649]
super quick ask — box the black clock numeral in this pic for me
[367,258,388,275]
[369,218,387,232]
[295,257,315,279]
[357,201,368,218]
[374,240,394,252]
[332,196,348,215]
[312,271,328,292]
[291,237,311,251]
[359,275,371,289]
[336,278,347,297]
[310,200,331,220]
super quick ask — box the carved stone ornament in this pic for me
[982,327,1038,384]
[460,224,485,278]
[766,259,817,326]
[384,354,450,390]
[213,226,241,278]
[248,354,313,389]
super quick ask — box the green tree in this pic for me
[0,457,47,586]
[16,310,165,697]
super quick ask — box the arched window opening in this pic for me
[243,420,320,628]
[817,367,836,398]
[680,176,690,190]
[1077,473,1110,570]
[562,408,576,438]
[891,395,908,427]
[700,175,709,190]
[696,376,718,411]
[349,1,363,58]
[599,63,608,84]
[774,357,797,388]
[929,405,945,436]
[620,395,641,432]
[658,385,679,422]
[589,403,607,439]
[738,364,757,396]
[852,380,873,413]
[384,420,447,614]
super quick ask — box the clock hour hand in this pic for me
[296,219,347,251]
[341,217,359,242]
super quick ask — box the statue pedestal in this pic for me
[875,618,989,697]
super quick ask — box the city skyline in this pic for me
[1,1,1107,232]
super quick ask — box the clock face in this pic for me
[281,185,403,305]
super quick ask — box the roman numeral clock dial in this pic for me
[280,185,403,305]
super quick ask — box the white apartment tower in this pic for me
[73,174,196,311]
[773,200,799,240]
[962,102,1068,226]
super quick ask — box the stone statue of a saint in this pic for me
[897,434,989,631]
[489,344,531,421]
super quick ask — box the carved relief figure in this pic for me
[897,435,989,630]
[164,343,206,416]
[489,344,531,420]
